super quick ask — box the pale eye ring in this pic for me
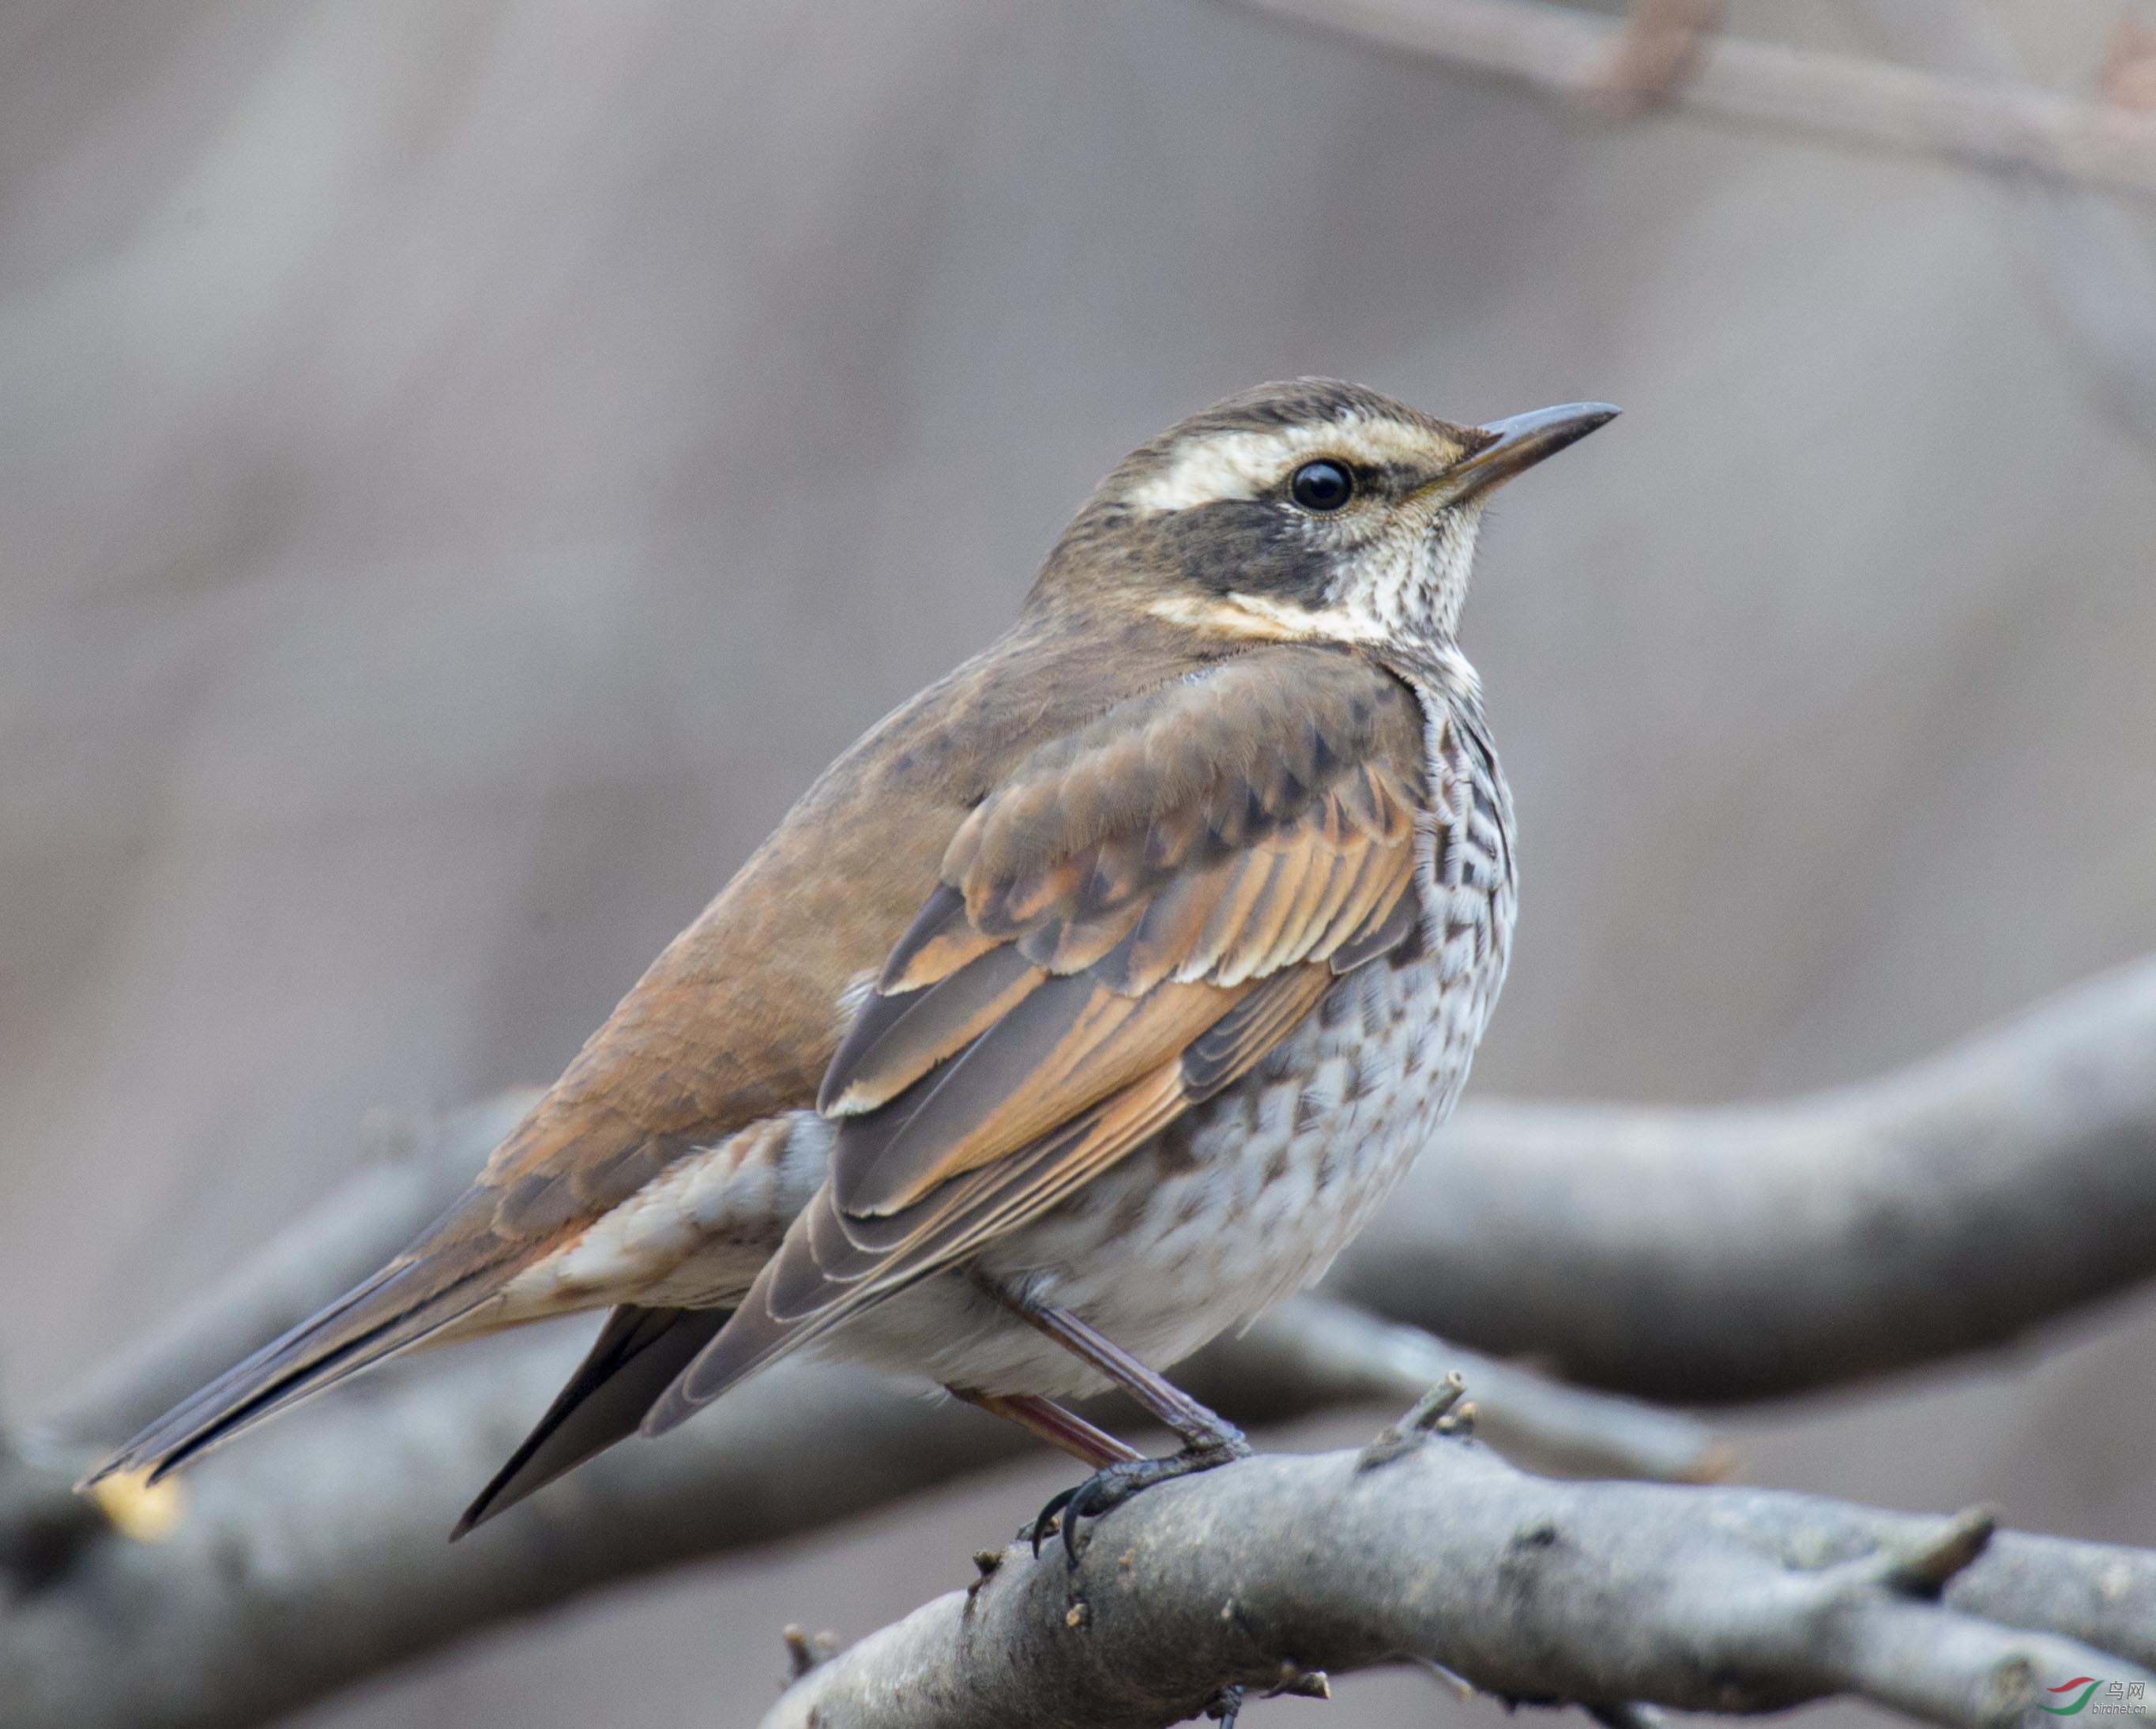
[1289,459,1354,512]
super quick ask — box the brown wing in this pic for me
[645,647,1431,1431]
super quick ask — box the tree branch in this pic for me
[49,1094,536,1445]
[764,1432,2156,1729]
[1847,0,2156,464]
[50,955,2156,1433]
[1188,1295,1729,1486]
[1226,0,2156,200]
[21,956,2156,1724]
[1330,954,2156,1400]
[0,1298,1714,1729]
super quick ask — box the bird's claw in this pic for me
[1027,1483,1081,1558]
[1029,1460,1146,1564]
[1028,1439,1247,1564]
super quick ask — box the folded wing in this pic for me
[645,645,1435,1432]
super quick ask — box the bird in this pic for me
[86,379,1614,1549]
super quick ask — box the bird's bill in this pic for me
[1434,401,1620,504]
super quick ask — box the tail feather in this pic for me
[82,1252,507,1490]
[452,1304,729,1539]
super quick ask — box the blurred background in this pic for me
[3,0,2154,1723]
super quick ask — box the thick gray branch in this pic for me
[1331,955,2156,1399]
[1226,0,2156,200]
[766,1436,2156,1729]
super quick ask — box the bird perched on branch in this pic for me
[88,379,1613,1548]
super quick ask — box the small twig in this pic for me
[1356,1371,1466,1468]
[1409,1653,1478,1700]
[1191,1296,1725,1482]
[781,1625,839,1682]
[1399,1373,1469,1433]
[1589,0,1727,116]
[1879,1505,2000,1598]
[2101,9,2156,115]
[1266,1663,1331,1701]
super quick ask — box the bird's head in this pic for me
[1040,378,1616,650]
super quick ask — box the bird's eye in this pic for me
[1289,459,1354,512]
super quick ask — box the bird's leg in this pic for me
[946,1387,1142,1470]
[1001,1294,1247,1456]
[976,1277,1250,1560]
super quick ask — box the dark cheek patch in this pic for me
[1161,499,1333,601]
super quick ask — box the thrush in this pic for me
[88,379,1614,1547]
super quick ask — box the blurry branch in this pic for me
[1228,0,2156,463]
[0,1431,104,1592]
[1589,0,1726,117]
[48,952,2156,1435]
[766,1433,2156,1729]
[9,1341,1015,1729]
[2105,12,2156,115]
[1333,952,2156,1401]
[1852,1,2156,458]
[1229,0,2156,199]
[0,1313,1709,1729]
[50,1094,536,1444]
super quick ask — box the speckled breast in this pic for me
[857,680,1518,1399]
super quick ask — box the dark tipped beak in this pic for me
[1436,401,1620,504]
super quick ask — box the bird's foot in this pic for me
[1029,1430,1250,1563]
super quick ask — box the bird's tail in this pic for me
[80,1202,520,1491]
